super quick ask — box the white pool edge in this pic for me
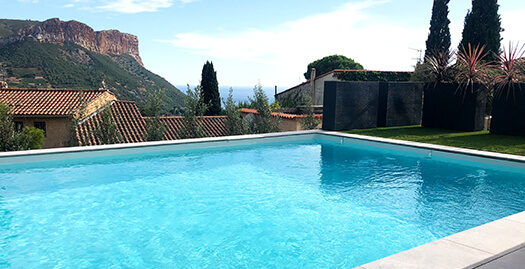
[1,130,524,268]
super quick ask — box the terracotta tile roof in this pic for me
[240,108,322,120]
[0,88,110,116]
[77,100,146,146]
[160,116,228,140]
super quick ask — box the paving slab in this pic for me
[505,211,525,225]
[444,218,525,255]
[359,239,493,269]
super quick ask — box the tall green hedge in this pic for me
[336,71,412,82]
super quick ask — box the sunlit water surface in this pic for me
[1,139,525,268]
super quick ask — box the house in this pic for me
[0,88,116,148]
[275,69,412,106]
[240,108,322,131]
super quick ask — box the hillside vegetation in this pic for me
[0,19,39,38]
[0,40,184,114]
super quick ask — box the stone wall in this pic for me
[275,72,340,106]
[79,91,117,120]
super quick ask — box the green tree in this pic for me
[144,90,166,141]
[244,83,280,134]
[0,103,17,151]
[304,55,364,80]
[94,102,122,145]
[0,103,44,151]
[459,0,502,61]
[200,61,221,116]
[223,88,244,136]
[179,85,210,139]
[65,90,88,147]
[17,127,44,150]
[299,94,320,130]
[424,0,451,60]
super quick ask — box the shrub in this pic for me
[0,103,16,151]
[144,90,166,141]
[423,50,455,82]
[94,102,122,145]
[493,42,525,98]
[17,127,44,150]
[337,71,411,82]
[455,44,491,88]
[178,85,209,139]
[223,88,244,136]
[245,83,280,134]
[299,94,320,130]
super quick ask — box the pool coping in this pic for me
[1,130,525,268]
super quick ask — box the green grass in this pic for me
[343,125,525,156]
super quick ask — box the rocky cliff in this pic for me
[0,18,143,66]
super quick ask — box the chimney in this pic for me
[310,68,316,103]
[274,85,278,96]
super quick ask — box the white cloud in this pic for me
[501,10,525,47]
[160,0,426,86]
[94,0,196,13]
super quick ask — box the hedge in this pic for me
[336,71,412,82]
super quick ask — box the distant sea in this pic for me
[175,85,279,104]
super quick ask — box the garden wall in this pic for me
[422,83,487,132]
[490,84,525,136]
[322,81,423,131]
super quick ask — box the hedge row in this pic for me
[336,71,412,82]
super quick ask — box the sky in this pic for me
[3,0,525,89]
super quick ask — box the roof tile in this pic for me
[0,88,109,116]
[77,100,146,146]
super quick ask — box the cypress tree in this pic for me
[459,0,502,61]
[424,0,451,59]
[200,61,221,116]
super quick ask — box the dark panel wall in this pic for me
[422,83,487,131]
[385,82,424,127]
[490,84,525,136]
[322,81,379,131]
[322,81,424,131]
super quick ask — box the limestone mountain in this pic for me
[0,18,184,114]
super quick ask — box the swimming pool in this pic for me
[1,132,525,268]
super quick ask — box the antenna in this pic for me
[409,47,423,63]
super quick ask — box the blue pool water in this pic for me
[1,138,525,268]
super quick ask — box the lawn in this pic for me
[343,125,525,156]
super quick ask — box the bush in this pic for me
[223,88,244,136]
[0,103,44,151]
[337,71,411,82]
[244,84,280,134]
[17,127,44,150]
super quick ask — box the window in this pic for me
[14,122,23,132]
[34,121,46,136]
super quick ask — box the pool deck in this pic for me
[355,211,525,269]
[2,130,525,268]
